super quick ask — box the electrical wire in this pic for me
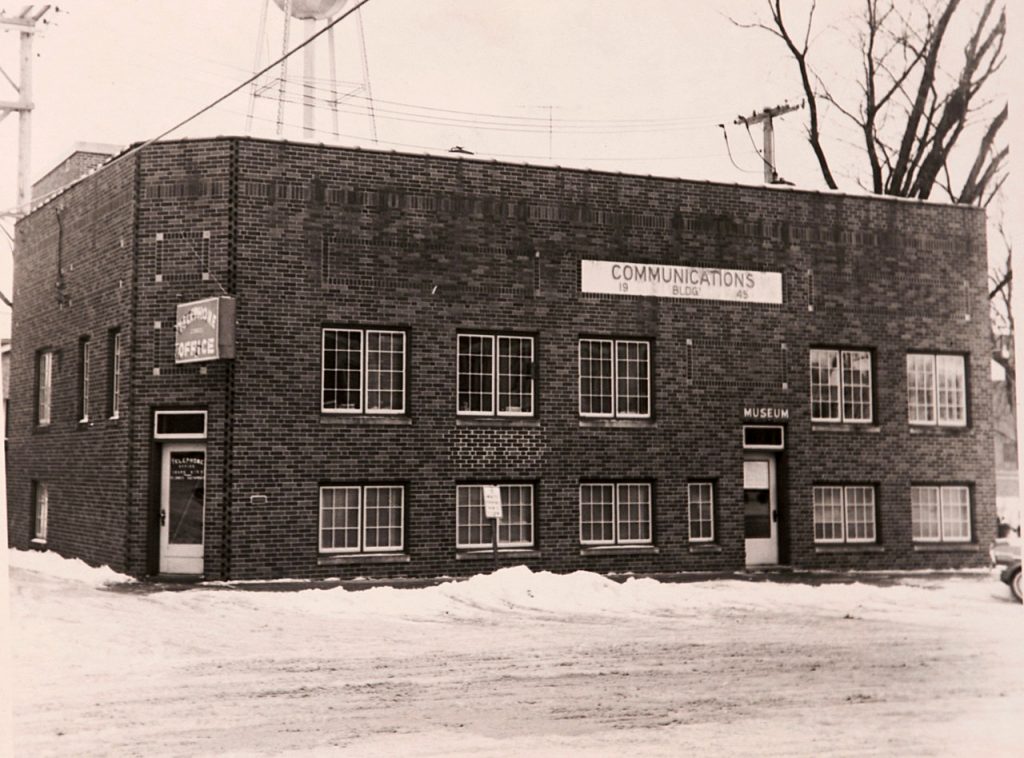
[717,124,759,174]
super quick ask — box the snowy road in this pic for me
[8,551,1023,757]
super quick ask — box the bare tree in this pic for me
[733,0,1007,206]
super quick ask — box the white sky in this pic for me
[0,0,1014,339]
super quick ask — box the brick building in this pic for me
[6,137,996,580]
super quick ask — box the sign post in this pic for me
[483,485,503,569]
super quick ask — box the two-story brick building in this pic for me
[6,137,996,580]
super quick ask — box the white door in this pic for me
[743,455,778,566]
[159,443,206,575]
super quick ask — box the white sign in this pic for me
[581,260,783,304]
[483,486,503,519]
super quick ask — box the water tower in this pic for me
[247,0,377,142]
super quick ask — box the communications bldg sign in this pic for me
[175,296,236,364]
[581,260,783,304]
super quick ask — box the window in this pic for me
[579,483,652,545]
[579,339,651,418]
[457,334,534,416]
[911,485,971,542]
[79,338,91,422]
[33,482,48,542]
[37,350,53,426]
[688,482,715,542]
[109,330,122,419]
[456,484,534,548]
[322,328,406,414]
[809,348,872,423]
[907,353,966,427]
[319,485,404,553]
[813,486,877,543]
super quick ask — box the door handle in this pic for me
[772,510,778,523]
[160,509,166,526]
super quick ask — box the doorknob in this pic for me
[160,509,166,526]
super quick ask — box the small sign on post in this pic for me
[483,485,502,568]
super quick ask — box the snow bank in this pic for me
[7,548,133,588]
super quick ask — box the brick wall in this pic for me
[8,137,995,580]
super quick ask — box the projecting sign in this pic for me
[175,296,236,364]
[483,486,503,520]
[581,260,783,304]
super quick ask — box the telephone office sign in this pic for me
[175,296,236,364]
[581,260,783,305]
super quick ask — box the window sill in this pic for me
[456,548,541,561]
[317,553,411,565]
[815,544,885,554]
[688,543,722,554]
[908,425,970,435]
[580,545,659,556]
[579,418,655,429]
[456,417,540,427]
[811,423,880,434]
[912,542,979,553]
[29,538,47,549]
[320,414,413,426]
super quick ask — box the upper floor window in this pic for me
[109,330,122,419]
[809,348,872,423]
[457,334,534,416]
[37,350,53,426]
[79,338,91,422]
[907,353,966,427]
[579,482,652,545]
[319,485,404,553]
[579,338,651,418]
[911,485,971,542]
[456,484,534,548]
[322,328,406,414]
[813,485,876,543]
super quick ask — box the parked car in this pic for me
[990,536,1022,603]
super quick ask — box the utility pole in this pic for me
[734,101,802,185]
[0,5,50,218]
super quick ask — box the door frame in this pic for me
[158,441,207,575]
[743,453,779,567]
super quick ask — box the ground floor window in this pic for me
[687,482,715,542]
[456,484,534,548]
[33,482,48,542]
[911,485,971,542]
[319,485,404,553]
[579,483,652,545]
[813,485,876,543]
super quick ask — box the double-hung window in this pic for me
[109,330,122,419]
[457,334,534,416]
[33,482,48,542]
[37,350,53,426]
[579,338,651,418]
[579,482,652,545]
[911,485,971,542]
[319,485,404,553]
[907,353,966,427]
[79,338,91,422]
[687,482,715,542]
[322,328,406,414]
[809,348,872,423]
[456,484,534,548]
[813,485,877,543]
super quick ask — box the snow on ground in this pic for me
[8,549,1024,757]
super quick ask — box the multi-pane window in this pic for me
[911,485,971,542]
[319,485,404,553]
[322,328,406,414]
[79,338,91,422]
[109,330,122,419]
[457,334,534,416]
[907,353,966,427]
[813,486,877,543]
[687,482,715,542]
[579,483,652,545]
[37,350,53,426]
[579,339,651,418]
[456,484,534,548]
[33,482,48,541]
[809,348,872,423]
